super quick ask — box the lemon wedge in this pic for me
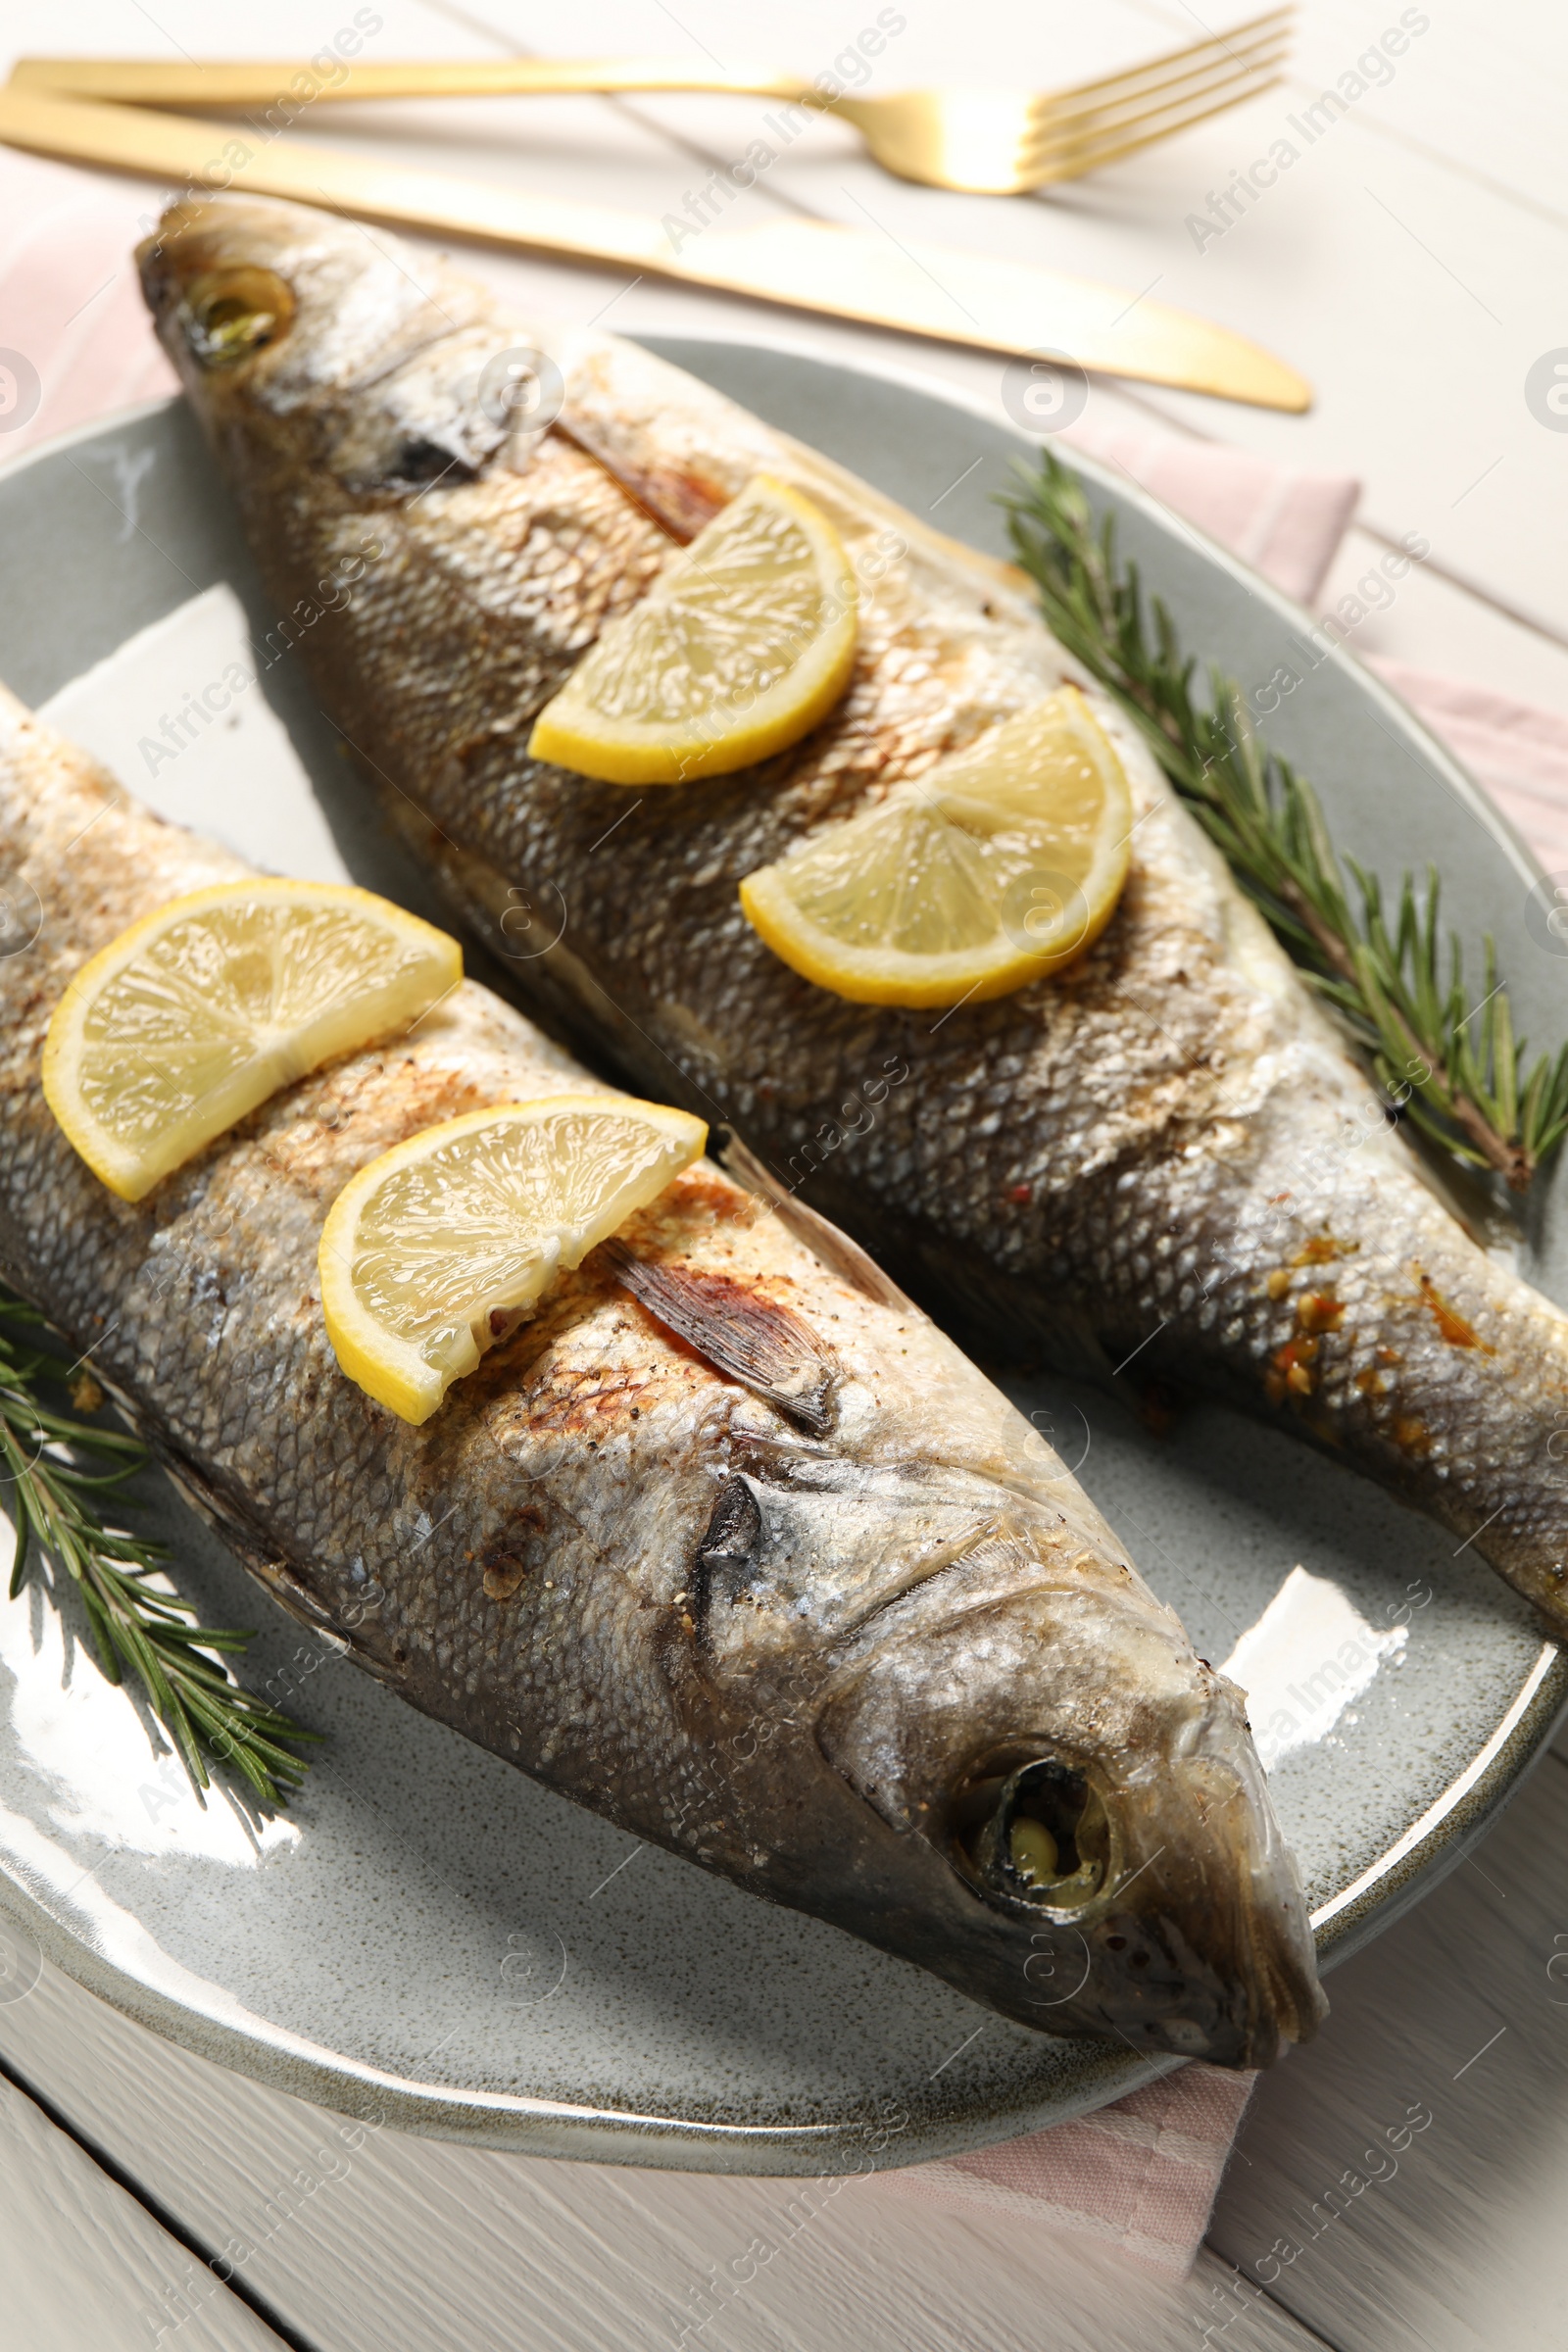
[43,881,461,1202]
[528,474,858,785]
[738,687,1133,1008]
[318,1094,708,1425]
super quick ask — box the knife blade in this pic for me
[0,85,1310,412]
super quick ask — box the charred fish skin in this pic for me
[0,689,1322,2065]
[137,194,1568,1639]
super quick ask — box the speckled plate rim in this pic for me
[0,342,1562,2169]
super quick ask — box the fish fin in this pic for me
[553,415,723,545]
[157,1456,402,1686]
[715,1133,915,1315]
[600,1240,840,1436]
[693,1474,763,1630]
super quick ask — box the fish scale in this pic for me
[0,683,1322,2065]
[134,194,1568,1642]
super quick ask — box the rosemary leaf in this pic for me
[0,1287,317,1806]
[1005,452,1556,1192]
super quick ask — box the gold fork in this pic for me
[12,13,1294,196]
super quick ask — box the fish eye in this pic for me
[951,1754,1110,1910]
[181,268,295,368]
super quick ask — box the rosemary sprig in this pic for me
[1005,451,1568,1192]
[0,1289,316,1806]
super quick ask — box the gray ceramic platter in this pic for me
[0,340,1562,2173]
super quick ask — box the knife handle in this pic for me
[9,56,823,109]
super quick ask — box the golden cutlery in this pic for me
[0,85,1309,411]
[12,14,1294,196]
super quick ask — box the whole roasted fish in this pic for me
[0,687,1322,2065]
[139,194,1568,1642]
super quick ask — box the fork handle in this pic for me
[8,56,826,110]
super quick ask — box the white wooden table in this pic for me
[3,3,1567,2345]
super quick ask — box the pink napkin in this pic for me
[0,149,178,445]
[1060,409,1360,605]
[1368,659,1568,873]
[5,136,1568,2279]
[880,2060,1255,2272]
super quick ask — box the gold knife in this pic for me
[0,84,1310,412]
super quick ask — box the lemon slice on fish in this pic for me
[738,687,1133,1008]
[43,881,461,1202]
[528,474,858,785]
[318,1094,707,1425]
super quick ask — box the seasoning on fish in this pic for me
[0,686,1323,2067]
[139,192,1568,1639]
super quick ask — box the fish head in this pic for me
[137,194,530,490]
[700,1446,1324,2067]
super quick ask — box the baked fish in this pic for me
[138,197,1568,1642]
[0,687,1322,2066]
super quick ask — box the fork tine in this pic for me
[1022,70,1288,185]
[1026,25,1292,147]
[1024,46,1298,167]
[1038,5,1293,112]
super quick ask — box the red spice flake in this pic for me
[1296,1291,1345,1335]
[1291,1235,1356,1267]
[1418,1274,1492,1352]
[1006,1182,1033,1205]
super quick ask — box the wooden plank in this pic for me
[0,3,1563,2344]
[0,2067,286,2351]
[1280,0,1568,226]
[759,136,1565,632]
[460,3,1568,636]
[1210,1744,1568,2348]
[11,0,1566,654]
[0,1955,1324,2352]
[1314,525,1568,706]
[457,0,1568,231]
[1113,0,1568,225]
